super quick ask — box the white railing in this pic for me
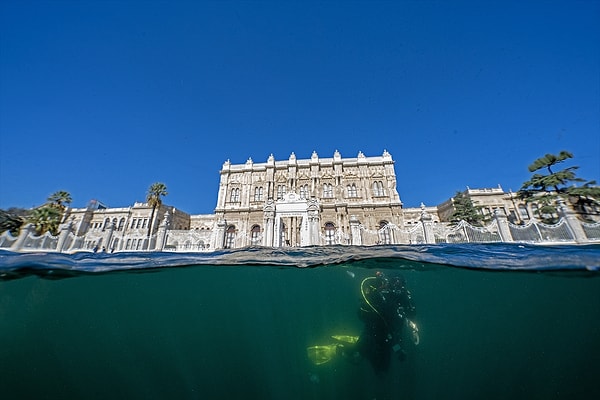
[3,214,597,253]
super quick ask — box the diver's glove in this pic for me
[406,319,420,345]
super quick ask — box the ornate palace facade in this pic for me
[213,150,404,248]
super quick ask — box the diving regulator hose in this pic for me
[360,276,420,346]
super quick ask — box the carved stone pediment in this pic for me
[275,173,287,182]
[298,171,310,180]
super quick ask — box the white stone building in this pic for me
[213,150,404,248]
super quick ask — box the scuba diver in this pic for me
[306,271,419,374]
[356,271,417,374]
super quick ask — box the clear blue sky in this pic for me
[1,1,599,214]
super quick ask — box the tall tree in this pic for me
[0,209,26,236]
[47,190,72,210]
[146,182,168,245]
[518,151,599,222]
[47,190,73,224]
[449,190,484,226]
[13,191,74,236]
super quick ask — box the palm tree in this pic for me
[146,182,168,246]
[28,206,62,235]
[47,190,73,223]
[47,190,73,210]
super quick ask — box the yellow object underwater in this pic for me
[331,335,359,345]
[307,335,359,365]
[306,344,339,365]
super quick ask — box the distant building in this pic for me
[437,186,516,223]
[438,186,600,225]
[66,202,190,251]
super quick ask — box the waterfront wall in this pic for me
[2,208,599,253]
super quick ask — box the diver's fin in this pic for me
[307,334,359,365]
[307,344,339,365]
[330,335,359,345]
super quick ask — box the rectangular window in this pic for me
[225,232,235,248]
[230,188,240,203]
[277,185,286,200]
[518,205,530,220]
[254,187,263,202]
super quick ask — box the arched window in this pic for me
[324,222,336,245]
[299,184,309,199]
[118,218,125,231]
[225,225,236,249]
[250,225,261,245]
[103,218,110,230]
[323,183,333,198]
[373,181,385,196]
[347,184,358,198]
[378,220,391,245]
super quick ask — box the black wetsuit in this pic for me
[357,276,416,374]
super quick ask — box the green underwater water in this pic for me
[1,261,599,400]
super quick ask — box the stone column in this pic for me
[493,209,513,242]
[557,200,587,243]
[419,204,435,244]
[349,215,362,246]
[213,218,227,250]
[263,199,275,247]
[307,198,320,246]
[56,219,74,252]
[155,211,170,251]
[273,215,282,247]
[102,222,116,252]
[10,223,36,252]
